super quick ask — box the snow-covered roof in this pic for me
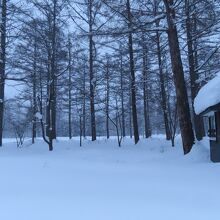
[194,73,220,115]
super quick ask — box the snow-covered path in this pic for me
[0,137,219,220]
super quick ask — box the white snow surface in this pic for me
[194,73,220,114]
[0,136,219,220]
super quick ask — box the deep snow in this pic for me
[0,136,219,220]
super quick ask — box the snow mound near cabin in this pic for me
[194,73,220,114]
[184,138,210,163]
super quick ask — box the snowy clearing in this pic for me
[0,136,219,220]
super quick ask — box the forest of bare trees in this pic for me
[1,0,220,153]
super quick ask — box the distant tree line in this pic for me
[0,0,220,152]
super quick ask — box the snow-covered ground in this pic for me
[0,136,219,220]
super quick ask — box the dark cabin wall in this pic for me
[215,112,220,142]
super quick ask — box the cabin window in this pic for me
[208,116,216,140]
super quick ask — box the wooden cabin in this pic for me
[194,74,220,162]
[199,105,220,162]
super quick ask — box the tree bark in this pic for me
[89,0,96,141]
[155,31,171,140]
[83,66,86,138]
[185,0,205,141]
[68,38,72,139]
[120,51,126,137]
[105,58,110,139]
[32,26,37,144]
[163,0,194,154]
[126,0,139,144]
[141,34,151,138]
[129,83,132,139]
[0,0,7,146]
[45,0,59,151]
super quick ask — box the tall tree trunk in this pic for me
[46,0,58,151]
[185,0,205,141]
[79,115,82,146]
[68,38,72,139]
[141,34,151,138]
[129,83,133,139]
[0,0,7,146]
[51,0,57,141]
[32,27,37,144]
[155,31,171,140]
[154,1,171,140]
[105,59,110,139]
[89,0,96,141]
[120,51,126,137]
[83,66,86,138]
[163,0,194,154]
[126,0,139,144]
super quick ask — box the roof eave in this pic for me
[199,103,220,116]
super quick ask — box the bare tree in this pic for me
[0,0,7,146]
[126,0,139,144]
[163,0,194,154]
